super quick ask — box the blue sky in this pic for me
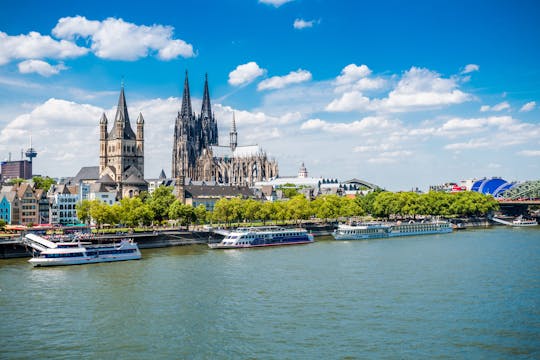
[0,0,539,190]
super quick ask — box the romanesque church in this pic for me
[98,85,147,198]
[172,72,278,187]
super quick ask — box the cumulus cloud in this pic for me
[480,101,510,112]
[259,0,294,7]
[378,67,471,112]
[336,64,372,85]
[519,101,536,112]
[461,64,480,74]
[293,19,318,29]
[0,31,88,65]
[228,62,266,86]
[327,66,472,113]
[17,59,67,76]
[52,16,194,61]
[257,69,312,90]
[325,91,371,112]
[332,64,385,93]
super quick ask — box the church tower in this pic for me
[99,82,146,198]
[172,71,194,183]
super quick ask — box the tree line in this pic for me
[75,186,499,228]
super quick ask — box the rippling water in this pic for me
[1,227,539,359]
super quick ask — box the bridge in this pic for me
[497,180,540,201]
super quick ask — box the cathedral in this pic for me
[98,84,147,198]
[172,72,278,188]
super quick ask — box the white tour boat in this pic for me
[24,233,141,267]
[209,226,314,249]
[512,217,538,227]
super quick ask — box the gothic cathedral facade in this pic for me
[99,85,147,198]
[172,72,278,187]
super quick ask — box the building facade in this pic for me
[99,85,147,198]
[48,184,78,225]
[1,160,32,181]
[17,183,39,225]
[172,72,278,192]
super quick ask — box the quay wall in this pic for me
[0,230,220,259]
[0,218,508,260]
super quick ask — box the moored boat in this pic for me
[512,216,538,227]
[333,220,452,240]
[24,233,141,267]
[208,226,314,249]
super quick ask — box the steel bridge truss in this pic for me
[500,180,540,200]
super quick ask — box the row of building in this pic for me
[0,71,380,226]
[0,161,377,226]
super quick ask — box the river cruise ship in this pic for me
[209,226,314,249]
[24,234,141,267]
[333,220,452,240]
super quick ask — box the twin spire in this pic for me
[180,71,212,120]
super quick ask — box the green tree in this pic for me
[76,200,92,224]
[272,201,289,224]
[340,197,365,218]
[118,197,153,227]
[32,176,56,191]
[194,204,208,225]
[89,200,114,229]
[311,195,342,221]
[147,186,176,222]
[287,195,310,224]
[0,219,7,230]
[213,198,234,226]
[257,202,274,225]
[243,199,261,223]
[169,200,195,228]
[7,178,25,186]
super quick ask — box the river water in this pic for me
[1,227,539,359]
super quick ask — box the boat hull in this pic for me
[208,239,313,249]
[29,252,142,267]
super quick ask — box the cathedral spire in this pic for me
[201,73,212,119]
[230,112,238,151]
[180,70,193,118]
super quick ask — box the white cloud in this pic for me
[325,91,370,112]
[444,139,490,150]
[300,116,396,134]
[461,64,480,74]
[52,15,101,39]
[257,69,312,90]
[228,62,266,86]
[520,101,536,112]
[336,64,372,85]
[52,16,194,61]
[518,150,540,157]
[333,64,385,93]
[18,59,67,76]
[0,31,88,65]
[479,101,510,112]
[326,66,472,113]
[378,67,471,112]
[259,0,294,7]
[293,19,318,29]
